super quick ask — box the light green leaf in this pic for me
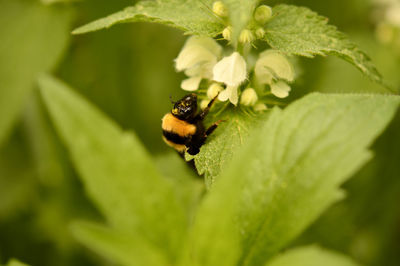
[71,221,168,266]
[39,75,186,263]
[155,153,204,218]
[187,93,399,266]
[0,0,71,147]
[6,259,29,266]
[193,109,266,187]
[222,0,259,43]
[72,0,224,36]
[265,245,361,266]
[264,5,386,87]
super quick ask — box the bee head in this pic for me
[171,93,198,120]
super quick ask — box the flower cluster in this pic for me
[174,2,296,111]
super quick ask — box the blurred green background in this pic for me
[0,0,399,265]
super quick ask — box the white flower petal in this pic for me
[181,76,202,91]
[185,57,217,79]
[271,81,291,98]
[228,86,239,105]
[213,52,247,87]
[175,45,215,72]
[185,36,222,57]
[255,50,294,84]
[218,86,238,105]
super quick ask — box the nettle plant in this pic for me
[38,1,400,266]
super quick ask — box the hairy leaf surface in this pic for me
[73,0,224,36]
[265,5,385,86]
[187,93,399,266]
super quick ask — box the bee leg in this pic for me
[205,119,225,136]
[198,93,219,121]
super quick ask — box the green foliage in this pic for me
[39,75,186,263]
[193,109,266,187]
[5,259,29,266]
[265,245,360,266]
[71,221,168,266]
[2,0,400,265]
[265,5,386,87]
[72,0,224,36]
[0,0,71,147]
[188,93,399,266]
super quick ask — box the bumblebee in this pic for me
[162,93,221,155]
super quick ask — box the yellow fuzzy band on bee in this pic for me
[162,113,196,137]
[162,136,187,153]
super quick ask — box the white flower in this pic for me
[271,81,291,98]
[255,50,294,85]
[240,88,258,106]
[175,36,222,91]
[213,52,247,87]
[181,76,202,91]
[218,86,239,105]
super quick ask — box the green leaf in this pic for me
[265,245,361,266]
[193,109,266,187]
[155,153,204,217]
[264,5,386,87]
[38,75,186,263]
[187,93,399,266]
[0,0,71,147]
[72,0,224,36]
[71,221,168,266]
[6,259,29,266]
[222,0,259,42]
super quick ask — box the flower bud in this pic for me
[207,83,224,99]
[239,29,254,44]
[200,99,210,110]
[213,1,228,17]
[254,5,272,24]
[240,88,258,106]
[222,26,232,41]
[255,27,265,39]
[254,103,268,112]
